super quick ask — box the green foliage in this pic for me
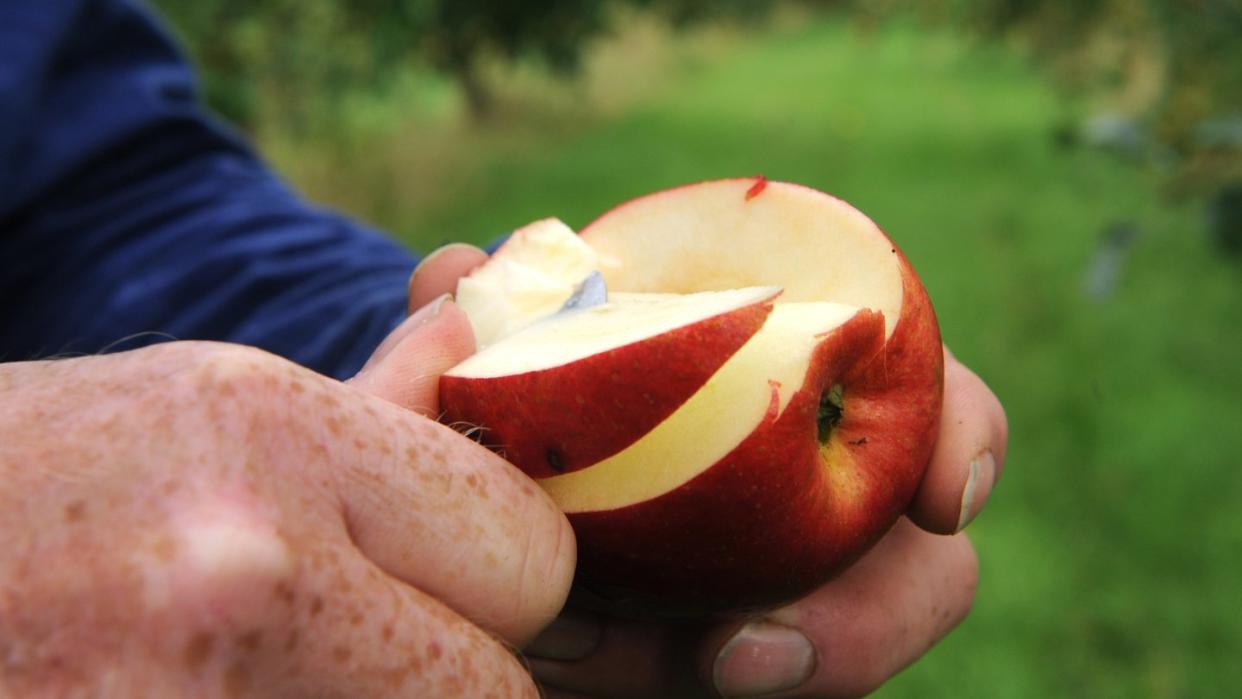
[150,0,771,125]
[956,0,1242,195]
[150,0,383,130]
[297,20,1239,694]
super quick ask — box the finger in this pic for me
[707,518,977,698]
[293,551,541,698]
[908,350,1009,534]
[529,612,709,699]
[409,243,489,313]
[344,301,572,644]
[348,297,476,416]
[146,499,539,697]
[530,519,978,699]
[226,542,540,696]
[323,388,575,646]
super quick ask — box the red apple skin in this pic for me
[440,297,775,479]
[575,285,940,615]
[560,180,943,615]
[564,309,896,615]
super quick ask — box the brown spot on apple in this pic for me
[546,448,567,473]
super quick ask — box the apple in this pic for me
[440,177,943,616]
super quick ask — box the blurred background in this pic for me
[148,0,1241,696]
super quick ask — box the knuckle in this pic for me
[510,505,576,642]
[959,363,1008,448]
[171,342,300,429]
[171,507,299,631]
[947,533,980,626]
[180,342,283,398]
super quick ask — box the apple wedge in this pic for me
[442,286,781,478]
[439,178,943,615]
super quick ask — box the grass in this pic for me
[254,14,1242,698]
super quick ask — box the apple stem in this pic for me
[817,384,845,444]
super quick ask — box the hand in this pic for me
[411,244,1008,698]
[528,350,1006,699]
[0,296,575,696]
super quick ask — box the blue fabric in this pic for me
[0,0,416,379]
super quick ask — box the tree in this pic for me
[153,0,774,126]
[959,0,1242,197]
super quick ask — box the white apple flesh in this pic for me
[442,286,782,478]
[439,178,943,615]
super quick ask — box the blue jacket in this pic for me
[0,0,415,379]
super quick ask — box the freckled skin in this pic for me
[0,342,567,698]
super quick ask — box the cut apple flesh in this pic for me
[539,301,875,512]
[455,218,601,349]
[441,286,781,478]
[447,286,782,378]
[581,180,904,339]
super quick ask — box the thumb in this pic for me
[348,294,476,415]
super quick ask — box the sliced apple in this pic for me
[442,286,781,478]
[538,301,873,511]
[455,218,600,349]
[570,305,890,613]
[439,178,943,615]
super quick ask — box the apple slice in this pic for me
[442,286,781,478]
[537,301,876,511]
[455,218,601,349]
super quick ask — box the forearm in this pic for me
[0,0,414,378]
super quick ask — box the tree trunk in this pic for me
[455,61,493,122]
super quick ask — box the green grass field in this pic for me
[257,15,1242,698]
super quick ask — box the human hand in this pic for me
[411,244,1007,698]
[527,349,1006,699]
[0,298,575,696]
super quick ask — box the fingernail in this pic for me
[409,246,458,284]
[411,292,453,322]
[524,611,602,661]
[408,243,478,308]
[714,621,815,697]
[957,449,997,531]
[356,294,451,375]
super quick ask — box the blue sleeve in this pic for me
[0,0,416,379]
